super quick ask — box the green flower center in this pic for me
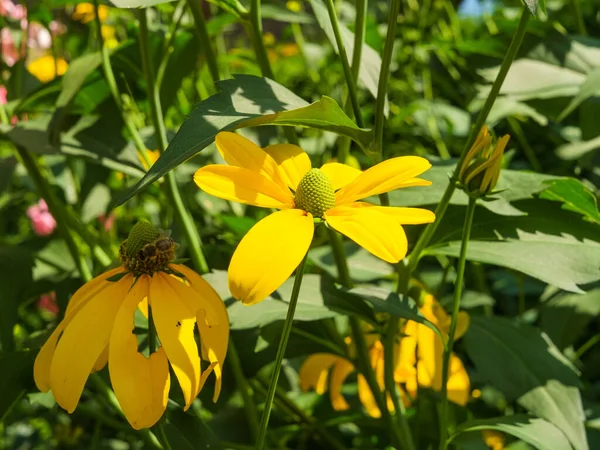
[294,168,335,218]
[119,220,176,276]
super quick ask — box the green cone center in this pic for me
[294,168,335,218]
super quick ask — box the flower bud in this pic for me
[458,126,510,197]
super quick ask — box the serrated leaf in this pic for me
[539,179,600,224]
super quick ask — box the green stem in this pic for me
[187,0,220,84]
[351,0,367,84]
[228,341,261,440]
[403,6,530,279]
[569,0,587,35]
[438,197,476,450]
[15,147,92,281]
[373,0,400,158]
[574,333,600,361]
[137,9,209,274]
[255,253,309,450]
[323,0,364,128]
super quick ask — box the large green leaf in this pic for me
[556,135,600,160]
[464,316,587,450]
[451,415,571,450]
[114,75,370,206]
[539,178,600,224]
[558,66,600,121]
[428,200,600,293]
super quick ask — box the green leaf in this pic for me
[346,286,444,342]
[539,179,600,224]
[261,4,314,24]
[558,66,600,121]
[0,351,35,420]
[464,316,587,450]
[522,0,539,15]
[541,289,600,350]
[309,0,388,114]
[114,75,370,207]
[556,135,600,160]
[109,0,177,7]
[56,52,103,109]
[451,415,571,450]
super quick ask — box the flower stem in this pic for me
[403,6,530,279]
[228,340,261,440]
[373,0,400,158]
[137,8,209,274]
[186,0,220,84]
[438,196,476,450]
[14,147,92,282]
[569,0,587,35]
[255,253,308,450]
[323,0,364,128]
[351,0,367,84]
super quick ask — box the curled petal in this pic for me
[263,143,311,190]
[228,209,314,305]
[329,358,354,411]
[299,353,338,394]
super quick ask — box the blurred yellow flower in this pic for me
[482,430,505,450]
[27,55,68,83]
[141,148,160,171]
[263,32,276,46]
[300,294,471,417]
[286,1,302,12]
[194,132,434,305]
[72,3,109,24]
[101,25,118,49]
[34,221,229,429]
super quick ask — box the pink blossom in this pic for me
[28,22,51,50]
[98,212,115,232]
[0,86,7,105]
[1,28,19,66]
[27,199,57,236]
[0,0,26,21]
[49,21,66,37]
[38,291,59,315]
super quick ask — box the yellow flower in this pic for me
[482,430,505,450]
[72,3,109,24]
[33,221,229,430]
[101,25,118,49]
[141,148,160,171]
[458,126,510,197]
[299,295,471,417]
[286,1,302,12]
[27,56,68,83]
[194,132,435,305]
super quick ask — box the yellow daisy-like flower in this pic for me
[300,295,470,417]
[27,56,68,83]
[194,132,435,305]
[34,221,229,430]
[72,3,109,24]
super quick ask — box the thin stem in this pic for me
[574,333,600,361]
[373,0,400,158]
[569,0,587,35]
[15,147,92,282]
[384,318,415,450]
[138,9,209,274]
[255,253,309,450]
[438,197,476,450]
[351,0,367,84]
[404,6,531,279]
[187,0,220,84]
[228,341,261,440]
[323,0,364,128]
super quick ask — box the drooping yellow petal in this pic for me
[65,267,125,316]
[357,374,381,418]
[343,202,435,225]
[319,162,361,191]
[263,143,311,190]
[49,274,133,412]
[299,353,338,394]
[228,209,314,305]
[416,322,444,391]
[150,273,201,410]
[109,275,170,430]
[329,358,354,411]
[215,132,289,192]
[454,312,470,341]
[324,205,408,263]
[194,165,294,209]
[447,354,470,406]
[335,156,432,205]
[92,346,109,372]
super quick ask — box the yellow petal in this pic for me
[215,132,290,192]
[150,273,201,410]
[299,353,338,394]
[319,162,361,191]
[65,267,125,316]
[357,374,381,418]
[416,323,444,391]
[325,205,408,263]
[92,346,109,372]
[263,143,312,190]
[194,165,294,209]
[49,274,133,412]
[345,202,435,225]
[447,354,470,406]
[454,311,470,341]
[109,276,170,429]
[335,156,432,205]
[394,334,417,383]
[329,359,354,411]
[228,209,314,305]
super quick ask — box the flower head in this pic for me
[194,132,435,305]
[27,55,68,83]
[38,291,59,316]
[458,126,510,197]
[27,199,56,236]
[72,3,109,24]
[34,221,229,429]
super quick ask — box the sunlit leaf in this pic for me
[539,178,600,224]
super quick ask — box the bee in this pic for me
[137,231,176,263]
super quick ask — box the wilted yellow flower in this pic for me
[300,295,470,417]
[34,221,229,429]
[482,430,505,450]
[458,126,510,197]
[27,56,68,83]
[72,3,109,23]
[194,132,435,305]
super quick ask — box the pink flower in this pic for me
[98,212,115,232]
[0,0,26,21]
[27,199,57,236]
[38,291,59,315]
[28,22,51,50]
[1,27,19,66]
[0,86,7,105]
